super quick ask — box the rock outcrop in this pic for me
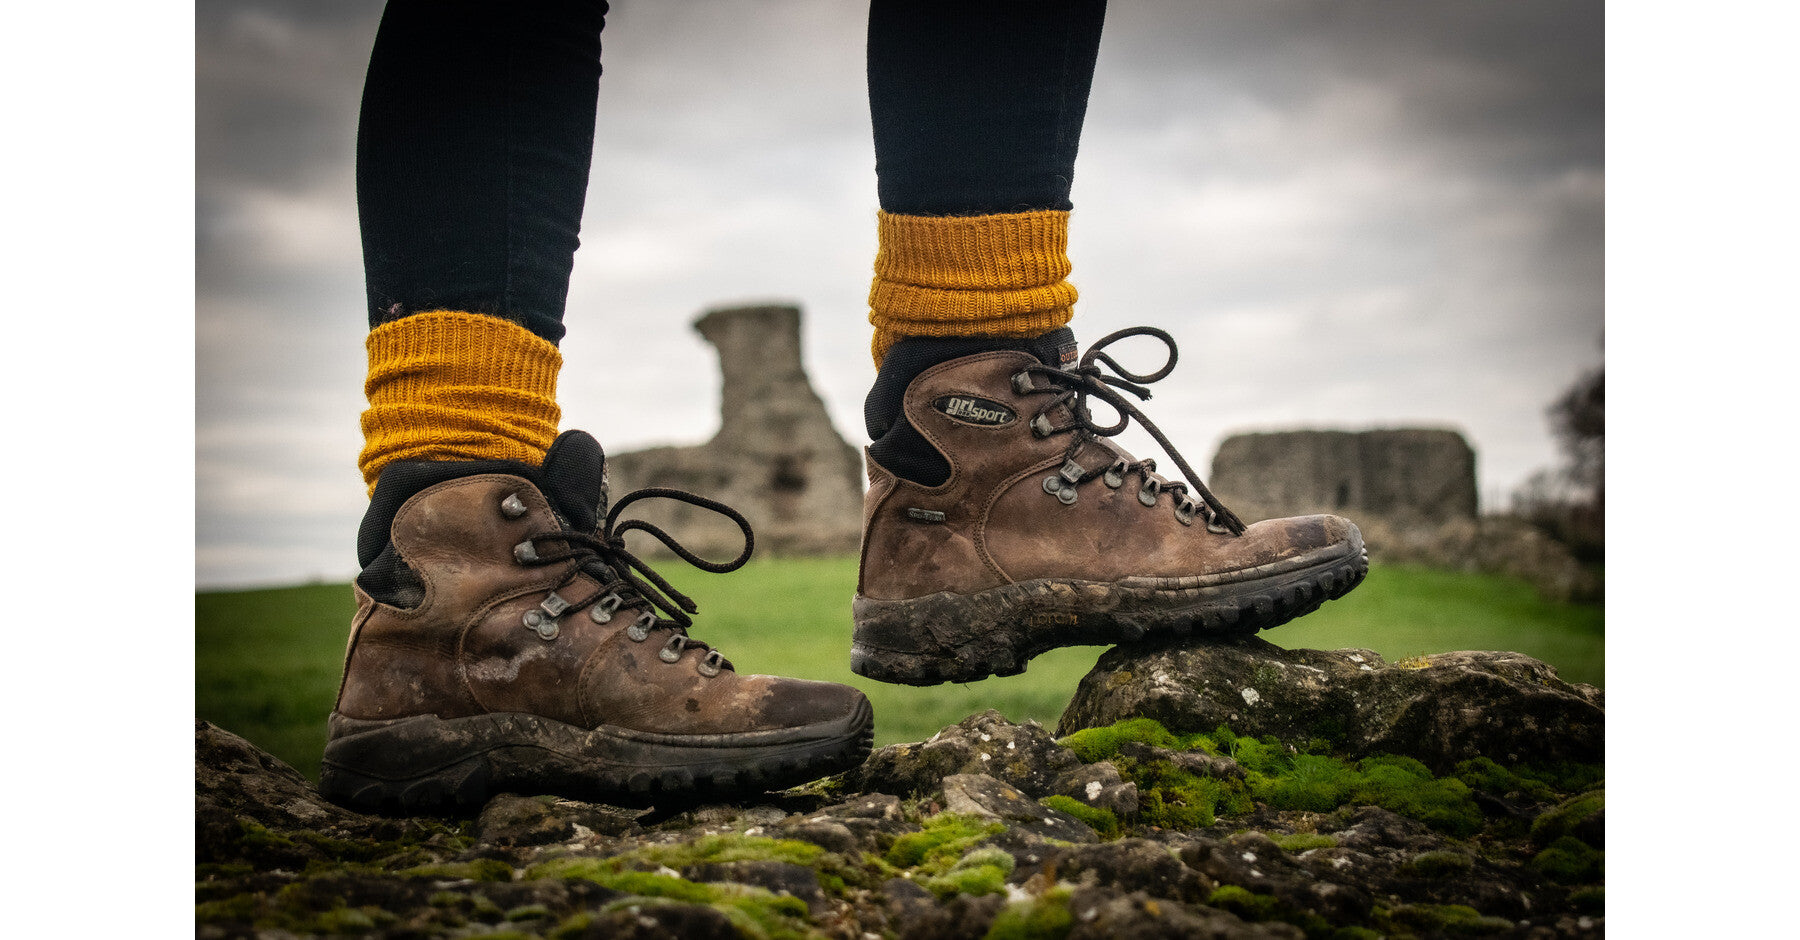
[604,304,864,558]
[1058,637,1604,772]
[197,635,1606,939]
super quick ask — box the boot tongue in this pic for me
[539,430,608,533]
[1026,326,1080,371]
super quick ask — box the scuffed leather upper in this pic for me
[336,473,861,734]
[858,351,1356,600]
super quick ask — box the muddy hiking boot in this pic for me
[853,326,1369,686]
[321,430,874,814]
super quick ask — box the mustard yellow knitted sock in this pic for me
[866,209,1077,366]
[358,310,562,491]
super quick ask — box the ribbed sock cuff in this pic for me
[358,310,562,491]
[867,209,1077,366]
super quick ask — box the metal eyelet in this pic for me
[697,650,724,677]
[513,540,540,563]
[1043,475,1064,496]
[589,593,623,623]
[1174,497,1196,526]
[1138,479,1161,507]
[626,611,655,642]
[1031,414,1054,438]
[1011,371,1035,395]
[499,493,528,519]
[522,608,560,641]
[1104,461,1126,489]
[658,637,685,663]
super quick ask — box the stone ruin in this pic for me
[603,304,864,559]
[1209,429,1478,525]
[1210,429,1596,601]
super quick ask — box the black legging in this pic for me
[358,0,1106,346]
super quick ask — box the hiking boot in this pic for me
[321,430,874,813]
[852,326,1368,686]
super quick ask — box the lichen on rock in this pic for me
[197,629,1605,939]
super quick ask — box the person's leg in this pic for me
[853,0,1368,686]
[354,0,598,485]
[327,0,872,814]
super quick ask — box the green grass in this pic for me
[196,558,1601,782]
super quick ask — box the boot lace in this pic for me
[1011,326,1247,536]
[510,487,753,675]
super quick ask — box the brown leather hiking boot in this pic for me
[321,430,873,813]
[852,327,1368,686]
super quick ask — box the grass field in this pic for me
[196,558,1603,782]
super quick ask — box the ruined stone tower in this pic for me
[603,304,864,558]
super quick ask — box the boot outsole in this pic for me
[319,696,874,815]
[850,537,1369,687]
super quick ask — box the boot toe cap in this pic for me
[753,677,871,732]
[1239,512,1362,562]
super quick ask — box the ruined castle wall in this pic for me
[1209,429,1478,524]
[603,304,865,560]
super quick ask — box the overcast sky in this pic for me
[196,0,1603,589]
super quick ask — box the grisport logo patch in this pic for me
[932,395,1016,427]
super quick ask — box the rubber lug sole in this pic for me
[319,696,874,815]
[850,537,1369,687]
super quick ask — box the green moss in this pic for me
[1040,795,1120,839]
[884,813,1005,873]
[1056,717,1219,763]
[535,857,814,939]
[1207,884,1280,919]
[1214,728,1291,774]
[398,857,515,882]
[1531,789,1604,845]
[1403,850,1474,878]
[1254,754,1359,812]
[1066,720,1578,841]
[505,903,551,921]
[590,868,721,904]
[549,912,595,939]
[1522,760,1605,794]
[1379,902,1513,935]
[1270,832,1338,853]
[1350,756,1483,836]
[195,893,262,923]
[1058,718,1178,762]
[469,892,505,922]
[1453,757,1559,803]
[1120,757,1229,829]
[310,906,379,933]
[236,819,296,850]
[629,832,825,868]
[1531,836,1603,884]
[984,887,1074,940]
[924,863,1009,898]
[920,847,1014,898]
[1569,885,1605,914]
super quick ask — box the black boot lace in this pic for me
[510,487,754,675]
[1010,326,1247,536]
